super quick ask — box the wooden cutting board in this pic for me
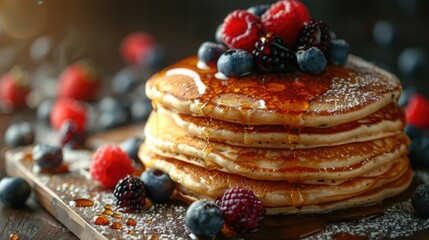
[4,125,429,240]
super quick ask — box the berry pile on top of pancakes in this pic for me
[139,0,412,215]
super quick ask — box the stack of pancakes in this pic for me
[139,55,412,215]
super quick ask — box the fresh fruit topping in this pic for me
[50,98,87,132]
[4,122,34,148]
[253,32,296,71]
[409,135,429,168]
[130,98,152,122]
[296,46,327,73]
[120,137,144,162]
[405,94,429,129]
[57,60,100,101]
[37,98,55,124]
[112,67,140,96]
[59,120,85,149]
[113,176,146,211]
[247,4,270,17]
[261,0,310,47]
[197,41,227,67]
[0,67,31,109]
[90,145,134,189]
[411,184,429,217]
[120,32,156,66]
[33,144,63,170]
[185,200,224,237]
[216,187,265,233]
[0,177,31,209]
[217,49,255,77]
[140,169,175,203]
[328,39,350,66]
[295,19,331,54]
[221,10,263,52]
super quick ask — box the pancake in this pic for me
[146,55,401,127]
[144,110,409,181]
[139,147,412,214]
[167,103,405,149]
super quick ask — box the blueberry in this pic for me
[197,41,226,66]
[185,200,224,237]
[140,169,175,203]
[328,39,349,66]
[120,137,144,162]
[36,98,54,124]
[409,136,429,168]
[215,24,224,44]
[112,67,140,96]
[412,184,429,217]
[33,144,63,170]
[130,98,152,122]
[373,21,396,47]
[217,49,254,77]
[247,4,270,17]
[0,177,32,208]
[398,48,427,77]
[4,122,35,148]
[297,47,327,73]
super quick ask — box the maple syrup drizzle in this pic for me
[110,222,122,230]
[72,198,94,207]
[9,233,18,240]
[94,215,110,226]
[126,218,137,226]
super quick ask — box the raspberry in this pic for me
[113,176,146,211]
[221,10,263,53]
[90,145,134,189]
[405,94,429,129]
[215,187,266,233]
[261,0,310,47]
[50,98,87,132]
[253,32,296,72]
[295,19,331,54]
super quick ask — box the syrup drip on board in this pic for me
[9,233,18,240]
[94,215,110,226]
[72,198,94,207]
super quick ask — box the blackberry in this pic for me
[295,19,331,54]
[252,32,296,72]
[113,176,146,211]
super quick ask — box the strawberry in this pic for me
[261,0,310,47]
[57,60,100,101]
[0,67,31,109]
[50,98,87,132]
[405,93,429,129]
[120,32,156,65]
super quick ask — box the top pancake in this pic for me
[146,55,401,127]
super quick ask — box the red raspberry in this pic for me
[215,187,266,233]
[90,145,134,189]
[0,67,31,109]
[50,98,87,132]
[221,10,264,53]
[405,93,429,129]
[261,0,310,47]
[57,60,100,101]
[120,32,156,65]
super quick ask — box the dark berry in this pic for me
[221,10,263,52]
[197,41,226,66]
[217,49,255,77]
[36,98,54,124]
[296,47,327,73]
[185,200,224,237]
[0,177,31,208]
[130,98,152,122]
[328,39,350,66]
[405,124,424,141]
[140,169,175,203]
[247,4,270,17]
[373,20,396,47]
[253,32,296,72]
[409,136,429,168]
[33,144,63,170]
[59,120,85,149]
[120,137,144,162]
[112,67,140,96]
[113,176,146,211]
[412,184,429,217]
[296,19,331,54]
[137,44,166,72]
[216,187,265,233]
[398,48,427,78]
[4,122,35,148]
